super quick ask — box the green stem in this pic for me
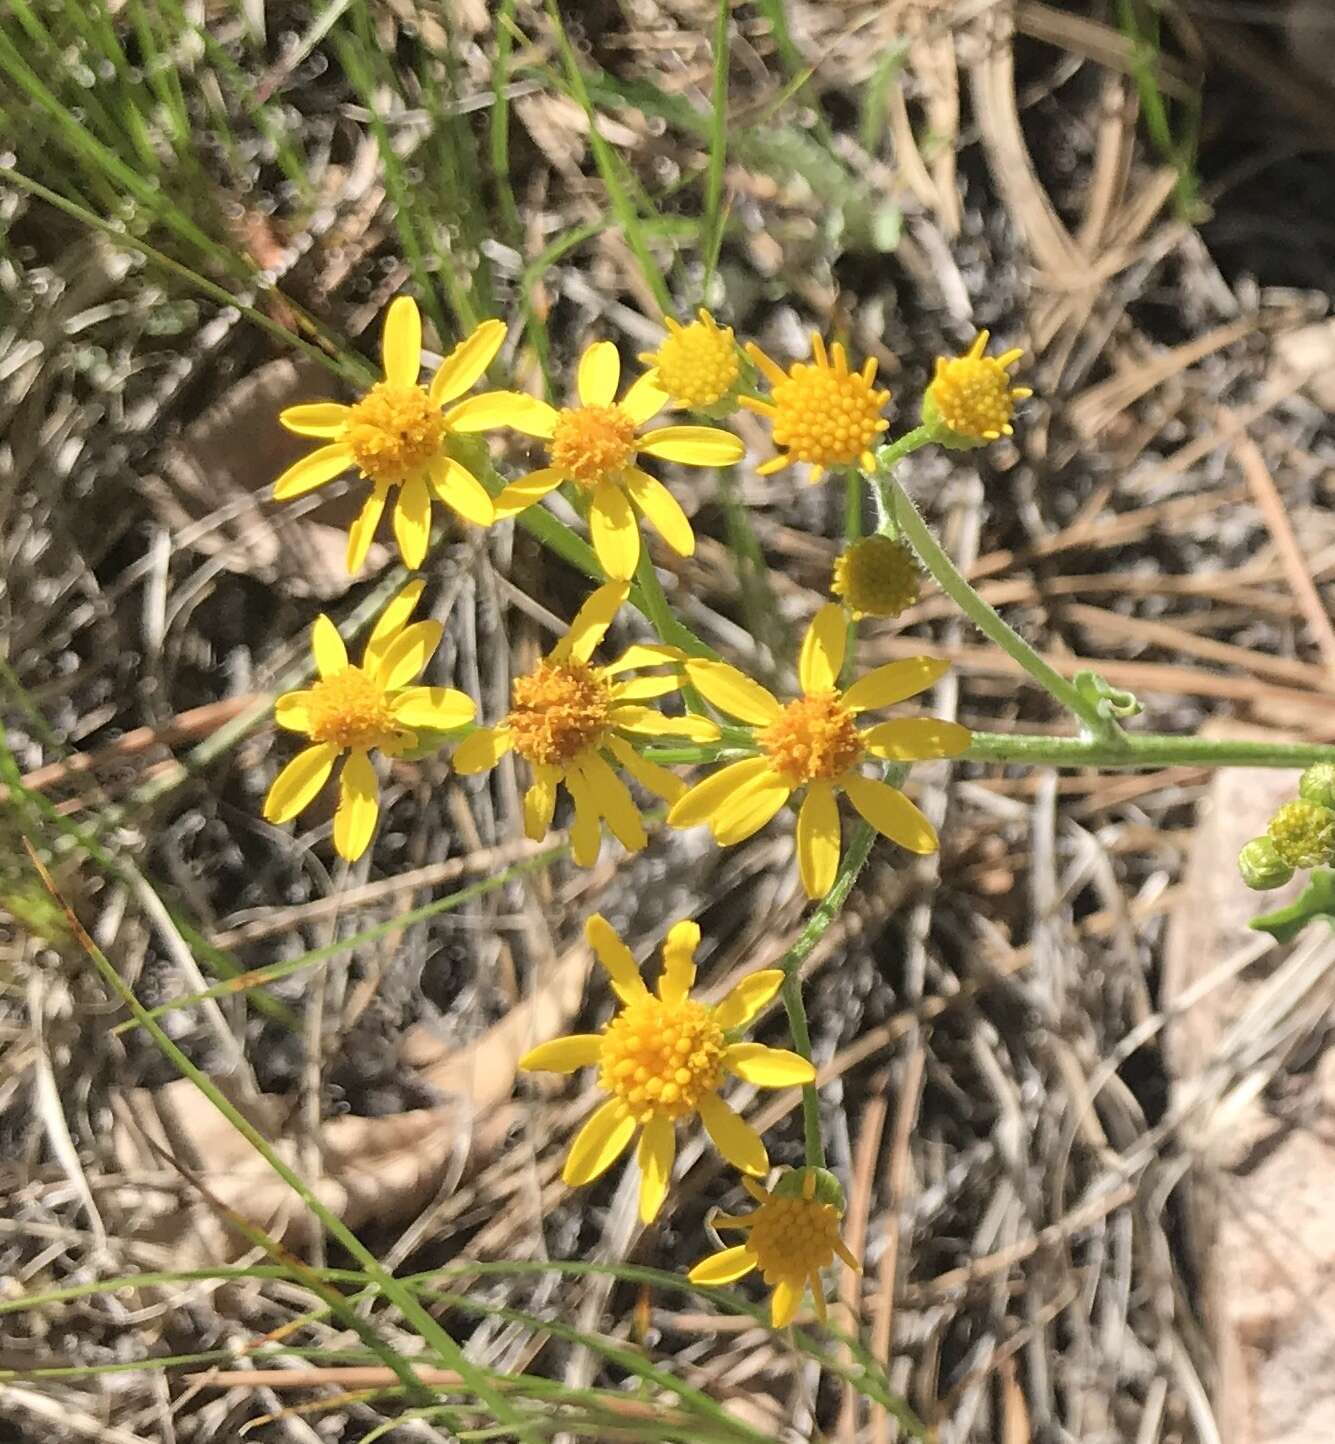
[874,444,1118,741]
[781,971,825,1170]
[966,730,1335,770]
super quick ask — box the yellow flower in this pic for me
[922,330,1031,448]
[638,308,741,410]
[520,914,815,1223]
[492,341,745,580]
[668,604,971,898]
[273,296,535,571]
[452,581,718,866]
[742,334,890,483]
[263,581,475,860]
[831,533,920,619]
[688,1169,859,1327]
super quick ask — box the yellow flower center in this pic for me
[761,692,864,786]
[649,313,739,408]
[307,666,398,751]
[927,354,1020,442]
[549,404,638,487]
[506,659,613,766]
[831,534,920,619]
[341,382,447,486]
[767,352,888,468]
[598,994,726,1122]
[747,1193,843,1286]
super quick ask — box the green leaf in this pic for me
[1250,867,1335,944]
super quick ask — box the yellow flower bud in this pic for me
[831,534,920,619]
[1267,799,1335,869]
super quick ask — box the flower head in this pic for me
[273,297,538,571]
[742,334,890,483]
[688,1168,859,1327]
[639,308,741,411]
[492,341,744,580]
[1237,836,1294,891]
[520,914,816,1223]
[263,581,475,859]
[831,534,920,619]
[668,604,970,898]
[922,330,1031,449]
[1267,799,1335,869]
[451,582,719,866]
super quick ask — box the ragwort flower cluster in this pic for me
[259,298,1030,1327]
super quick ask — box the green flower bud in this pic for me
[1267,799,1335,869]
[1299,763,1335,812]
[1238,836,1295,891]
[831,534,920,619]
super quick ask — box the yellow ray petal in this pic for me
[697,1093,768,1176]
[798,603,846,695]
[451,726,513,775]
[577,340,620,407]
[553,580,630,665]
[796,781,840,899]
[770,1279,801,1328]
[842,773,938,854]
[723,1042,816,1087]
[589,481,640,582]
[713,968,784,1031]
[393,473,432,568]
[638,425,744,466]
[391,686,475,731]
[623,468,694,557]
[687,1245,757,1286]
[381,295,422,387]
[667,756,773,829]
[374,620,443,691]
[445,389,549,434]
[711,775,790,845]
[274,690,314,734]
[578,752,646,854]
[636,1114,676,1223]
[427,318,506,405]
[601,642,683,676]
[621,372,670,425]
[611,707,719,741]
[610,673,679,702]
[523,766,560,838]
[841,657,949,714]
[346,487,388,574]
[362,579,425,670]
[585,913,649,1004]
[333,749,379,860]
[567,766,604,865]
[519,1033,602,1073]
[862,718,972,761]
[493,467,566,520]
[658,919,699,1005]
[562,1097,636,1187]
[426,456,495,526]
[272,443,352,500]
[605,734,686,805]
[311,614,347,679]
[683,660,781,725]
[279,401,350,437]
[263,742,338,824]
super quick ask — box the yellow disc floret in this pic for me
[642,309,740,409]
[831,534,920,619]
[549,404,638,487]
[506,659,613,766]
[598,994,727,1123]
[341,382,448,485]
[743,335,890,480]
[306,666,399,751]
[1267,799,1335,869]
[761,692,864,786]
[746,1188,845,1288]
[923,330,1030,448]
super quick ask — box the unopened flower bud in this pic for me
[1238,836,1295,891]
[1267,799,1335,869]
[1299,762,1335,812]
[831,534,920,619]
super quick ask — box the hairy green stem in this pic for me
[873,439,1120,742]
[966,730,1335,770]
